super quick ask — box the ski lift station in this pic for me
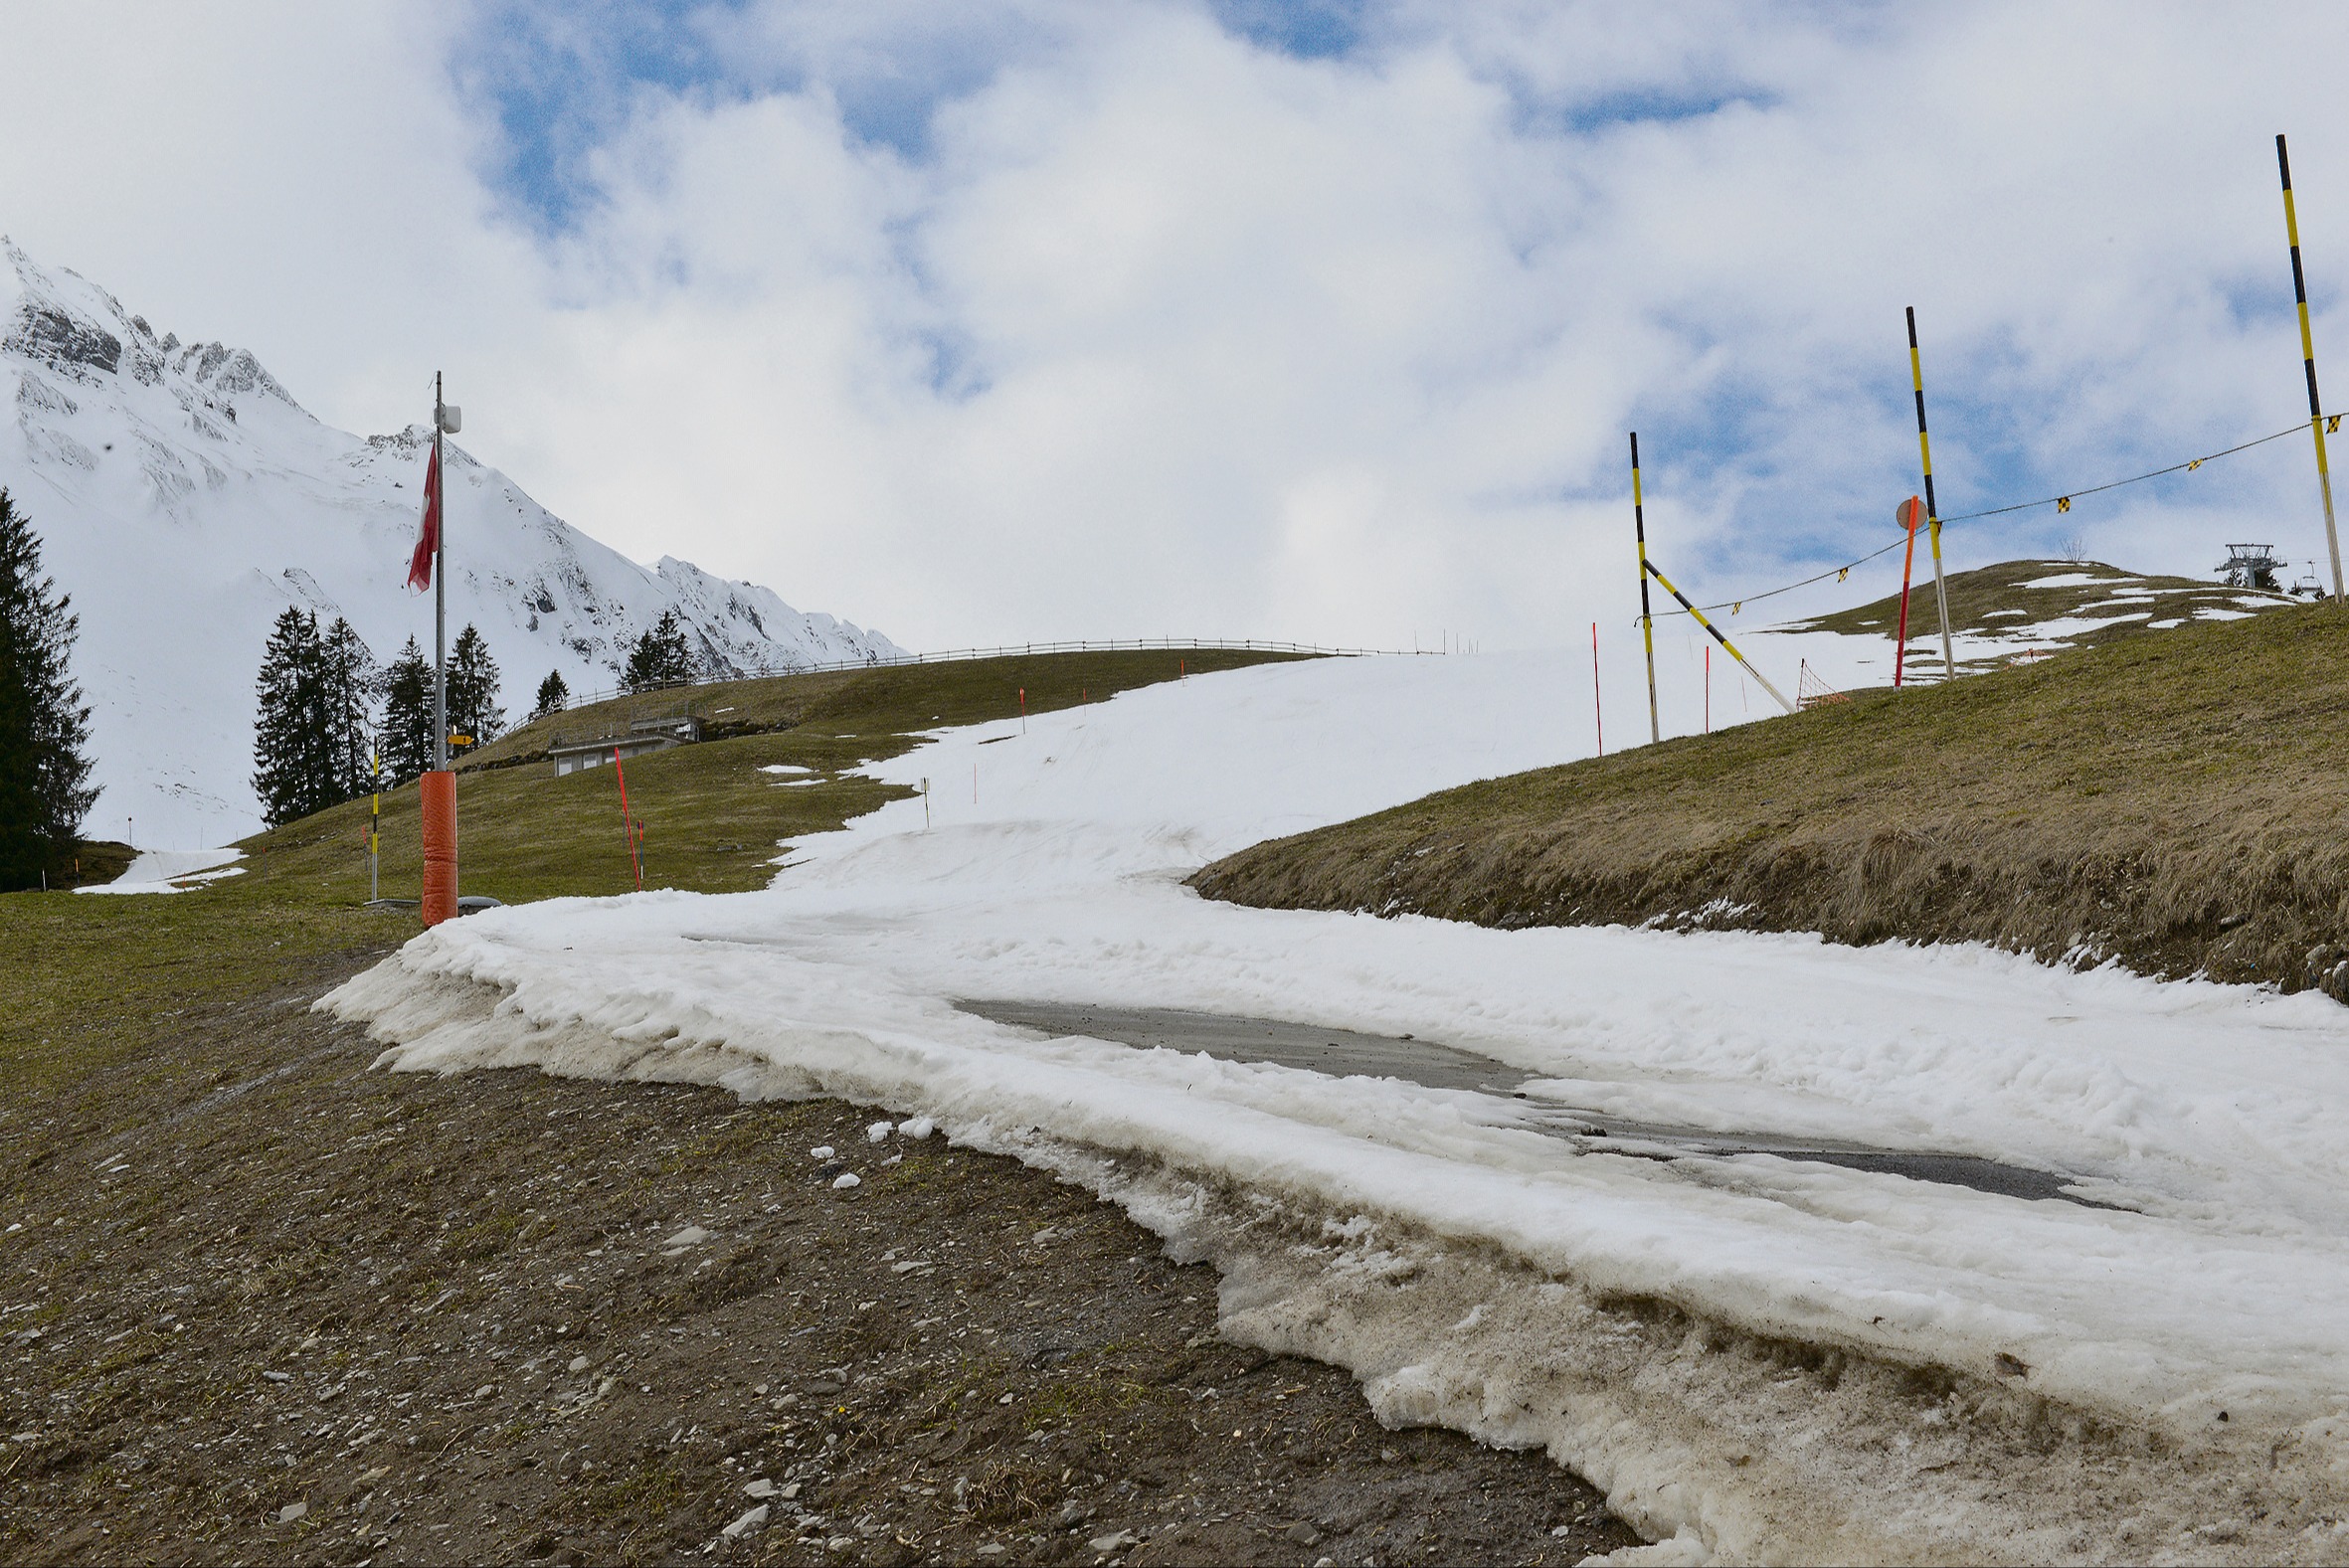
[2218,543,2287,592]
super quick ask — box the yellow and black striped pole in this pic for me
[1907,307,1957,678]
[2279,133,2345,602]
[1631,432,1660,744]
[369,749,380,903]
[1642,557,1797,715]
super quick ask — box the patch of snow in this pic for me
[325,652,2349,1559]
[2021,571,2143,590]
[75,846,244,895]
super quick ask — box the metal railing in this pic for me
[540,637,1436,716]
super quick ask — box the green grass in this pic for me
[240,646,1307,909]
[0,650,1306,1097]
[1195,588,2349,998]
[1779,556,2295,673]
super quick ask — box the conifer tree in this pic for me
[529,668,569,721]
[0,490,98,888]
[320,617,380,798]
[446,624,504,757]
[378,636,435,783]
[624,609,699,693]
[252,608,333,827]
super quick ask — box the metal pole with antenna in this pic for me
[1907,307,1957,678]
[1631,433,1660,745]
[419,376,463,926]
[433,372,448,772]
[2279,134,2345,603]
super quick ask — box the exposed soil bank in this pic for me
[0,951,1634,1566]
[1194,601,2349,1000]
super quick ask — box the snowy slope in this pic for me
[330,652,2349,1563]
[0,239,900,845]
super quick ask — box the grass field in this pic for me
[1196,581,2349,999]
[5,649,1307,1095]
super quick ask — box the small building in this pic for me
[548,713,702,777]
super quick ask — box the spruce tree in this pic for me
[446,624,504,757]
[320,617,380,798]
[252,608,332,827]
[0,490,98,888]
[529,668,569,721]
[624,609,699,693]
[379,636,436,783]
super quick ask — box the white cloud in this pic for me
[8,0,2349,669]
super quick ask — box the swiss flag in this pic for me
[406,442,441,592]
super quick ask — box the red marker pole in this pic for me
[1893,495,1923,688]
[1019,686,1027,734]
[613,748,642,891]
[1590,621,1604,756]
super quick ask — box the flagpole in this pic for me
[433,371,448,774]
[417,374,459,927]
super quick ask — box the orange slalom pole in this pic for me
[613,748,643,891]
[1590,621,1603,756]
[1893,495,1922,687]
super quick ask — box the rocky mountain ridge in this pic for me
[1,238,900,842]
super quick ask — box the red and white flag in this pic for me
[405,441,442,592]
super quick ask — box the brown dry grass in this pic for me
[1194,593,2349,997]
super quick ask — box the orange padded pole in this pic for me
[420,770,457,926]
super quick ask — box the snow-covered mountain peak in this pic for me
[0,238,902,843]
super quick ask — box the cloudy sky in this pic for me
[6,1,2348,650]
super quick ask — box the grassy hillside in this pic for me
[5,649,1304,1095]
[1194,590,2349,1000]
[1764,556,2296,680]
[229,646,1307,910]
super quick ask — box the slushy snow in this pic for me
[327,652,2349,1562]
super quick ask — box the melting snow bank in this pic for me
[324,953,2349,1565]
[75,846,246,894]
[322,654,2349,1564]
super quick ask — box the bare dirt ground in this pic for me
[1,945,1639,1566]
